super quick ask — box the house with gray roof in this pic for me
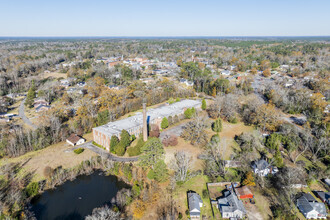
[296,193,327,219]
[313,191,330,206]
[217,189,246,219]
[251,159,278,177]
[187,191,203,219]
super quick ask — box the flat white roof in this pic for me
[93,99,201,137]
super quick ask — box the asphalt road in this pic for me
[75,141,139,162]
[19,98,37,130]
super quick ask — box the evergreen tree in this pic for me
[120,129,131,147]
[153,160,168,182]
[110,135,119,153]
[114,142,125,156]
[25,81,36,108]
[274,147,284,168]
[212,118,223,132]
[184,108,192,119]
[138,138,165,168]
[161,117,169,129]
[201,98,206,110]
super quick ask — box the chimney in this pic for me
[143,103,148,142]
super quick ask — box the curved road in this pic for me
[75,141,139,162]
[19,98,37,130]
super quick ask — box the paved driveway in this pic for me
[159,122,188,141]
[73,141,139,162]
[19,98,37,130]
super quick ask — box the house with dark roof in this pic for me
[251,159,278,177]
[217,189,246,219]
[66,134,85,146]
[296,193,327,219]
[187,191,203,219]
[35,104,51,113]
[313,191,330,206]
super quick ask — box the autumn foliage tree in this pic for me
[262,68,271,77]
[242,171,256,186]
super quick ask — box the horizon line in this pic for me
[1,35,330,38]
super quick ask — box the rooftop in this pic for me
[218,190,246,214]
[93,99,200,137]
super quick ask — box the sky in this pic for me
[0,0,329,37]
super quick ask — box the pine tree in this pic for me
[212,118,223,132]
[184,108,192,119]
[153,160,168,182]
[120,129,131,147]
[114,142,125,156]
[201,98,206,110]
[161,117,169,129]
[274,147,284,168]
[110,135,119,153]
[25,81,36,108]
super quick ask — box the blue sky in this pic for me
[0,0,329,36]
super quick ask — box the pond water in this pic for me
[31,172,130,220]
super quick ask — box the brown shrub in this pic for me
[162,135,178,147]
[43,166,53,178]
[149,124,160,138]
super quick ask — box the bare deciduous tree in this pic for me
[171,151,193,182]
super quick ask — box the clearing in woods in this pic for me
[0,133,96,181]
[42,71,67,79]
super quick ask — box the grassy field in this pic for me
[0,133,96,182]
[42,71,67,79]
[206,120,254,160]
[164,137,204,171]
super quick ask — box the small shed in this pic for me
[235,186,253,199]
[66,134,85,146]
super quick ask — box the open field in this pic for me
[0,133,96,182]
[164,137,203,170]
[42,71,67,79]
[206,120,254,160]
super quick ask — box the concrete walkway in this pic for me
[19,98,37,130]
[72,141,139,162]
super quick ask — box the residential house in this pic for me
[296,193,327,219]
[221,70,231,76]
[324,179,330,187]
[60,79,71,88]
[187,191,203,219]
[66,134,85,146]
[179,78,194,87]
[313,191,330,206]
[33,99,49,108]
[251,159,278,177]
[217,189,246,219]
[35,104,51,113]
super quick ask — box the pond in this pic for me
[31,172,130,220]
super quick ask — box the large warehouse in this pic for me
[93,99,201,150]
